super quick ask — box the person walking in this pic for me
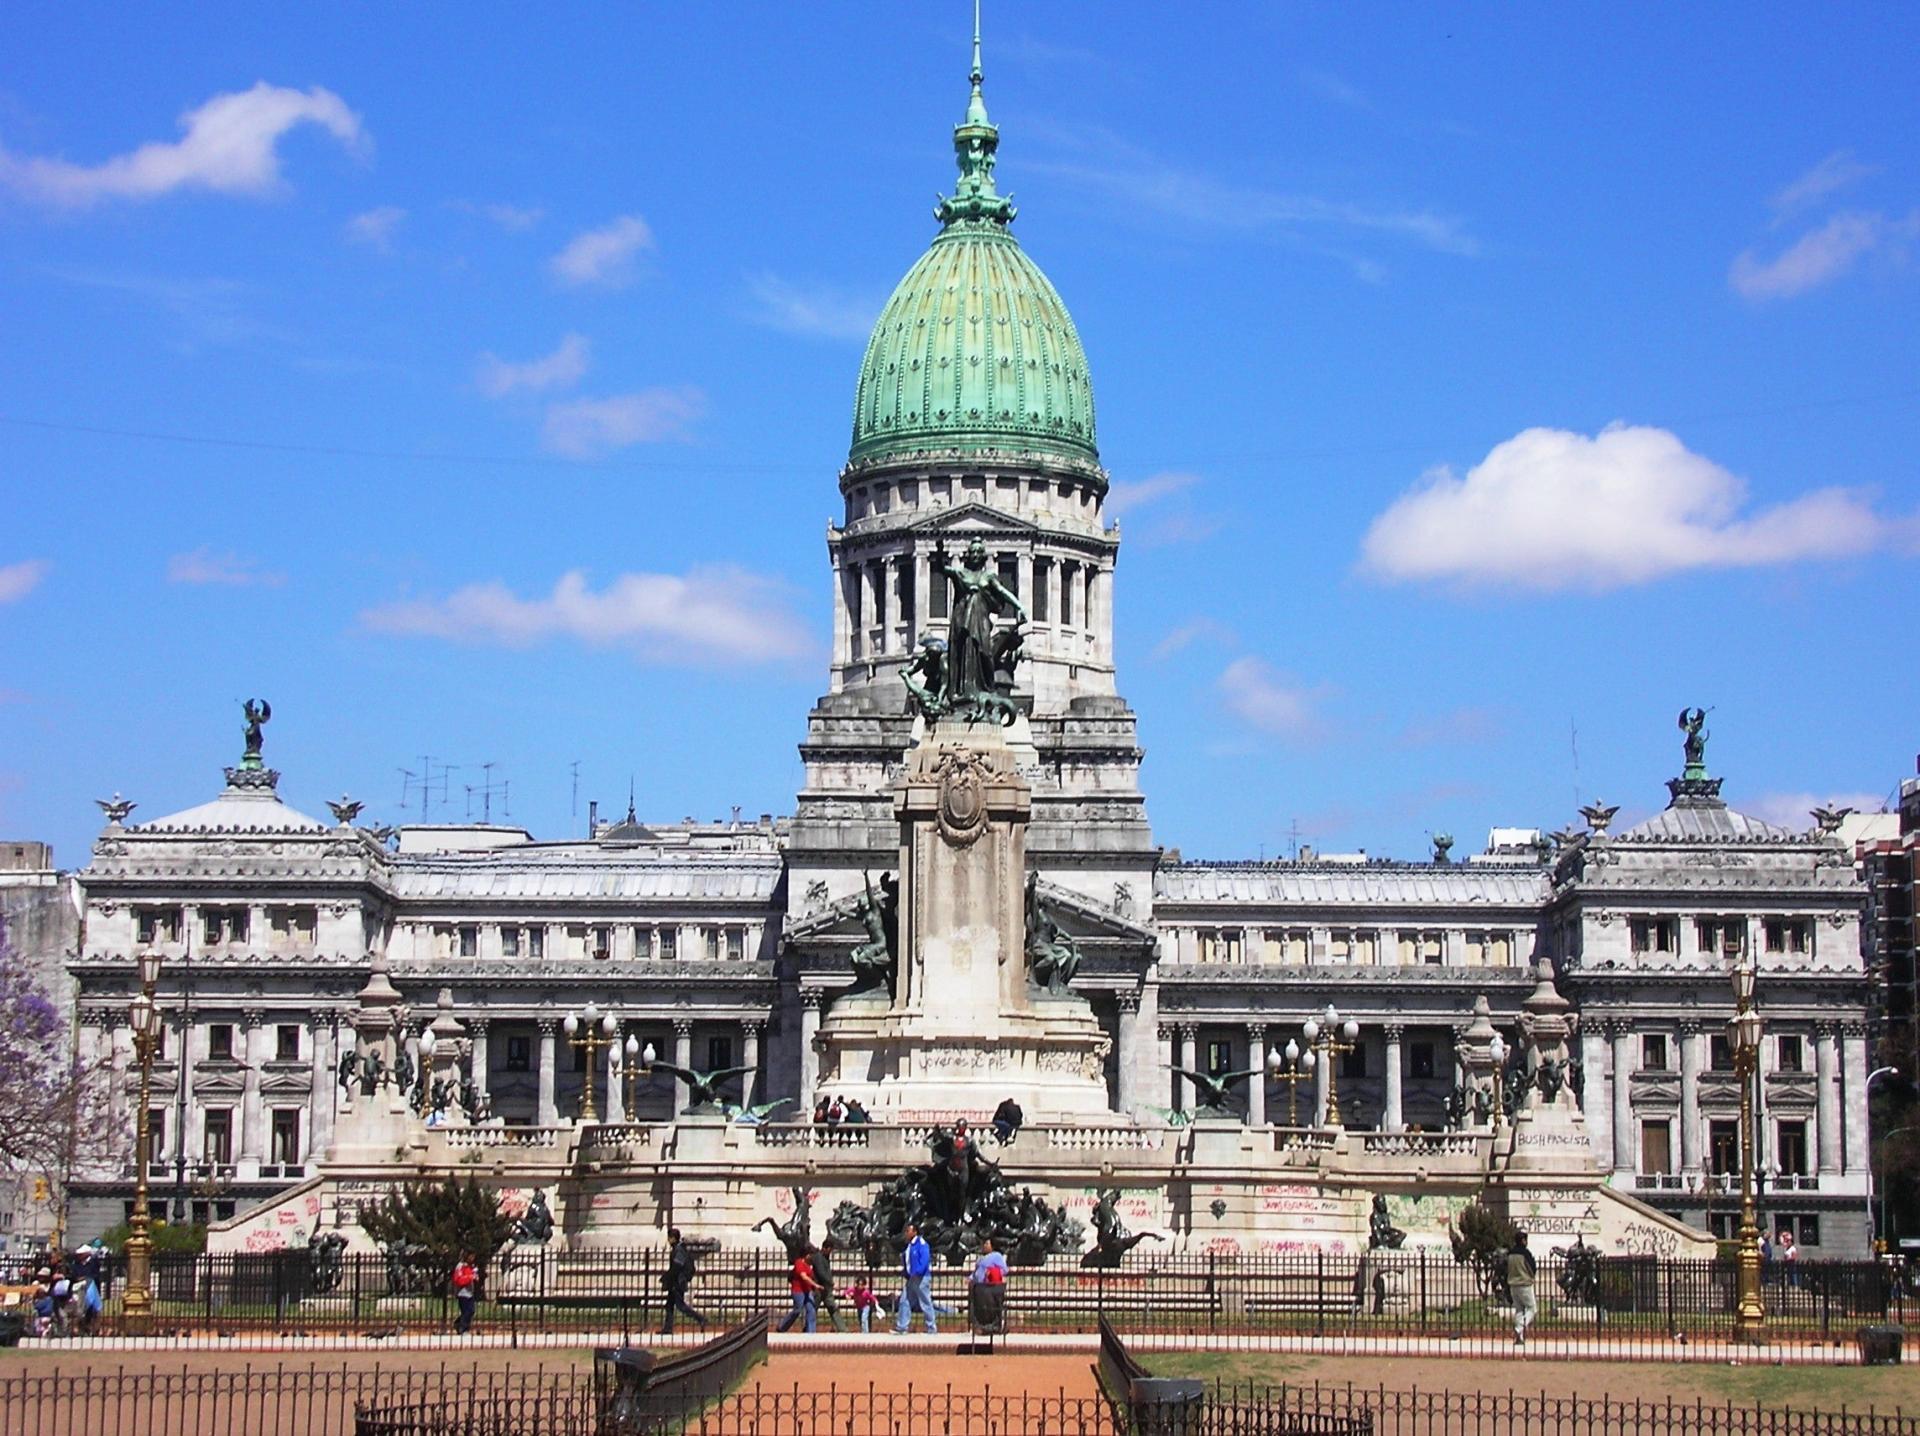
[661,1228,709,1336]
[1506,1230,1537,1346]
[809,1240,845,1332]
[894,1222,937,1334]
[846,1275,881,1333]
[777,1246,823,1333]
[450,1251,479,1336]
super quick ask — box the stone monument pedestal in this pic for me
[815,719,1112,1120]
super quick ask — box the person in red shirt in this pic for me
[776,1249,822,1333]
[450,1252,479,1335]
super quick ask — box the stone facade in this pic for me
[53,36,1881,1255]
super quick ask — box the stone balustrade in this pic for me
[1357,1131,1481,1158]
[440,1125,561,1149]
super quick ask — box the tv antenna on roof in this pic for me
[464,761,511,824]
[397,756,456,822]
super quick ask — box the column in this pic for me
[1155,1024,1176,1108]
[871,561,889,653]
[742,1020,764,1107]
[1116,993,1141,1117]
[1678,1019,1703,1175]
[1177,1023,1198,1111]
[1814,1021,1842,1175]
[1842,1021,1870,1175]
[1609,1019,1635,1174]
[308,1015,335,1162]
[914,549,933,644]
[468,1019,490,1109]
[831,554,851,668]
[1313,1040,1330,1126]
[239,1010,265,1166]
[1382,1023,1405,1132]
[1246,1024,1267,1126]
[672,1019,694,1114]
[800,994,824,1103]
[246,904,267,951]
[603,1031,624,1123]
[1017,551,1034,622]
[536,1019,559,1126]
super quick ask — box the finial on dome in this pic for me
[938,0,1015,227]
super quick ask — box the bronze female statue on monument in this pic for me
[929,537,1026,724]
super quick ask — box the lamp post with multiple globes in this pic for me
[563,1003,619,1123]
[123,949,165,1321]
[1488,1033,1510,1132]
[1264,1039,1316,1127]
[1302,1005,1360,1129]
[1728,938,1766,1344]
[611,1034,646,1118]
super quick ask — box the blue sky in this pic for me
[3,3,1917,868]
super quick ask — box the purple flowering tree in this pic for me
[0,916,100,1201]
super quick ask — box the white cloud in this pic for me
[361,567,811,666]
[1398,706,1502,748]
[1024,125,1477,257]
[1149,617,1236,661]
[1743,791,1887,830]
[0,83,364,206]
[1770,151,1874,217]
[1217,657,1330,741]
[549,215,654,288]
[744,273,880,340]
[1106,470,1200,516]
[476,333,591,398]
[1730,210,1919,300]
[344,205,405,250]
[1360,423,1902,591]
[166,547,286,587]
[0,560,49,603]
[542,387,705,457]
[484,202,542,231]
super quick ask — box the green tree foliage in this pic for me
[1447,1201,1519,1296]
[99,1219,206,1254]
[360,1175,515,1276]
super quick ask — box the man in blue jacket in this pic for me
[894,1222,936,1334]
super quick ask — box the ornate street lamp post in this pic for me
[562,1003,618,1123]
[611,1034,644,1119]
[1728,940,1766,1344]
[1265,1039,1316,1127]
[1302,1005,1360,1129]
[123,949,165,1322]
[1489,1033,1510,1133]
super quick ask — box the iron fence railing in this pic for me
[50,1247,1909,1351]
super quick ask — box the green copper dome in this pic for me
[849,23,1097,468]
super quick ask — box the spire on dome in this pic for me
[937,0,1016,227]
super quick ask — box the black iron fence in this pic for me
[66,1246,1911,1351]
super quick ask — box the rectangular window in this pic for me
[1776,1119,1809,1175]
[1410,1043,1436,1080]
[726,929,745,961]
[1764,919,1810,954]
[1640,1120,1674,1175]
[270,1110,301,1167]
[1776,1033,1805,1073]
[927,564,945,620]
[898,564,915,629]
[457,926,479,958]
[275,1024,299,1062]
[529,927,545,959]
[1060,563,1076,625]
[506,1036,531,1073]
[660,929,677,961]
[707,1035,734,1072]
[203,1109,233,1166]
[997,555,1019,602]
[1631,918,1678,954]
[1032,559,1051,621]
[137,907,180,945]
[1696,918,1729,953]
[1709,1035,1734,1071]
[148,1108,167,1166]
[705,928,721,961]
[1708,1119,1740,1175]
[501,927,520,957]
[591,926,612,960]
[1205,1039,1234,1076]
[1642,1034,1670,1071]
[1327,930,1352,963]
[208,1023,234,1061]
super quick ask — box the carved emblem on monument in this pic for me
[932,747,993,847]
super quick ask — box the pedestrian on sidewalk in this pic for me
[451,1251,479,1336]
[777,1247,823,1333]
[661,1228,709,1336]
[1506,1230,1537,1346]
[894,1222,937,1334]
[810,1240,845,1332]
[846,1276,881,1333]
